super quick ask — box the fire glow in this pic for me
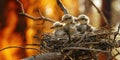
[0,0,23,60]
[0,0,80,60]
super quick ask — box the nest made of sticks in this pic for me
[37,27,120,60]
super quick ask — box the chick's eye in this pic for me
[66,17,72,20]
[56,25,62,27]
[81,18,87,21]
[59,25,62,27]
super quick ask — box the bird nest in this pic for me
[38,27,120,60]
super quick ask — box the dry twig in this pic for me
[17,0,56,23]
[88,0,109,25]
[56,0,69,14]
[114,24,120,41]
[113,24,120,47]
[63,47,108,53]
[25,44,40,46]
[0,46,40,53]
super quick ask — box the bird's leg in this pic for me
[63,30,71,46]
[67,31,71,43]
[54,31,58,40]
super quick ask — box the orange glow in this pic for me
[0,1,23,60]
[23,0,37,56]
[0,0,80,60]
[62,0,79,16]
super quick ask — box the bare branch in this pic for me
[113,24,120,47]
[17,0,25,13]
[25,44,40,46]
[63,47,108,53]
[80,42,104,45]
[88,0,109,25]
[114,24,120,40]
[110,49,120,59]
[37,9,43,17]
[17,0,56,23]
[0,46,40,53]
[56,0,69,14]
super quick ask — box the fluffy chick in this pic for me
[61,14,77,35]
[76,14,94,33]
[51,22,66,37]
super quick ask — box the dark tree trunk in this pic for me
[101,0,112,26]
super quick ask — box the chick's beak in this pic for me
[59,25,63,27]
[61,20,64,22]
[50,26,55,29]
[75,19,78,22]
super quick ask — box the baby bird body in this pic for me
[51,22,66,37]
[61,14,77,35]
[76,14,94,33]
[76,24,93,33]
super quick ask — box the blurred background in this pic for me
[0,0,120,60]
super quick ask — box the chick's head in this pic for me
[78,14,90,24]
[51,22,63,30]
[61,14,73,24]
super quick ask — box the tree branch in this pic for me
[25,44,40,46]
[88,0,109,25]
[17,0,56,23]
[63,47,108,53]
[114,24,120,41]
[113,24,120,47]
[0,46,40,53]
[56,0,69,14]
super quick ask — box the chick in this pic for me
[61,14,78,42]
[51,22,66,37]
[76,14,94,34]
[61,14,77,35]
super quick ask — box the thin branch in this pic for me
[25,44,40,46]
[17,0,25,13]
[37,9,43,17]
[114,24,120,41]
[111,49,120,60]
[88,0,109,25]
[0,46,40,53]
[111,52,120,59]
[115,49,120,54]
[37,9,46,24]
[63,47,108,53]
[113,24,120,47]
[80,42,104,45]
[56,0,69,14]
[17,0,56,23]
